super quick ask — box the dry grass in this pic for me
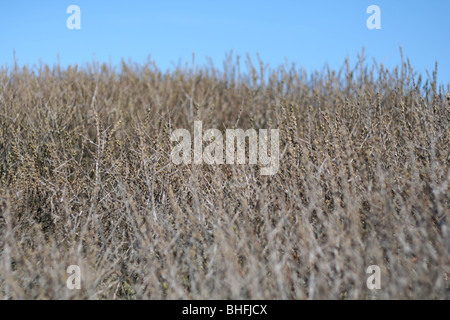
[0,52,448,299]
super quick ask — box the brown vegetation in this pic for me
[0,53,448,299]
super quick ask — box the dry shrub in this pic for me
[0,53,448,299]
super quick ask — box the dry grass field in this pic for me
[0,53,448,299]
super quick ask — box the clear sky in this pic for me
[1,1,449,86]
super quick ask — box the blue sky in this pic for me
[1,1,449,85]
